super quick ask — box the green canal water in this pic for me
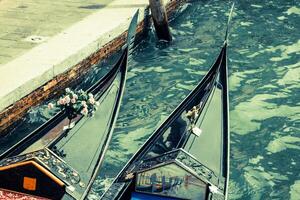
[88,1,300,199]
[0,0,299,199]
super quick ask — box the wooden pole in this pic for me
[149,0,172,41]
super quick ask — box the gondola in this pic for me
[0,10,139,200]
[101,5,234,200]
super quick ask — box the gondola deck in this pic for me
[0,10,139,200]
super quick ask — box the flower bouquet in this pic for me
[48,88,99,129]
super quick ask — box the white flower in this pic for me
[186,110,192,118]
[209,185,221,194]
[192,126,202,137]
[95,101,100,106]
[59,98,65,105]
[48,103,54,109]
[125,173,134,180]
[64,95,71,104]
[71,98,76,104]
[81,107,88,116]
[89,97,95,104]
[81,101,87,106]
[186,106,199,119]
[88,93,93,98]
[73,94,78,100]
[65,88,71,93]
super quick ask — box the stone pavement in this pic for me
[0,0,112,65]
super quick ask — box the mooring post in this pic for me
[149,0,172,41]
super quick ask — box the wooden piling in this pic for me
[149,0,172,41]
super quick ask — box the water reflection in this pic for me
[145,113,188,159]
[91,1,300,199]
[136,163,207,200]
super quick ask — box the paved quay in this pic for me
[0,0,185,133]
[0,0,113,65]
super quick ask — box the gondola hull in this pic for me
[101,42,230,200]
[0,10,139,200]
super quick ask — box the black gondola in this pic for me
[0,10,139,200]
[101,5,234,200]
